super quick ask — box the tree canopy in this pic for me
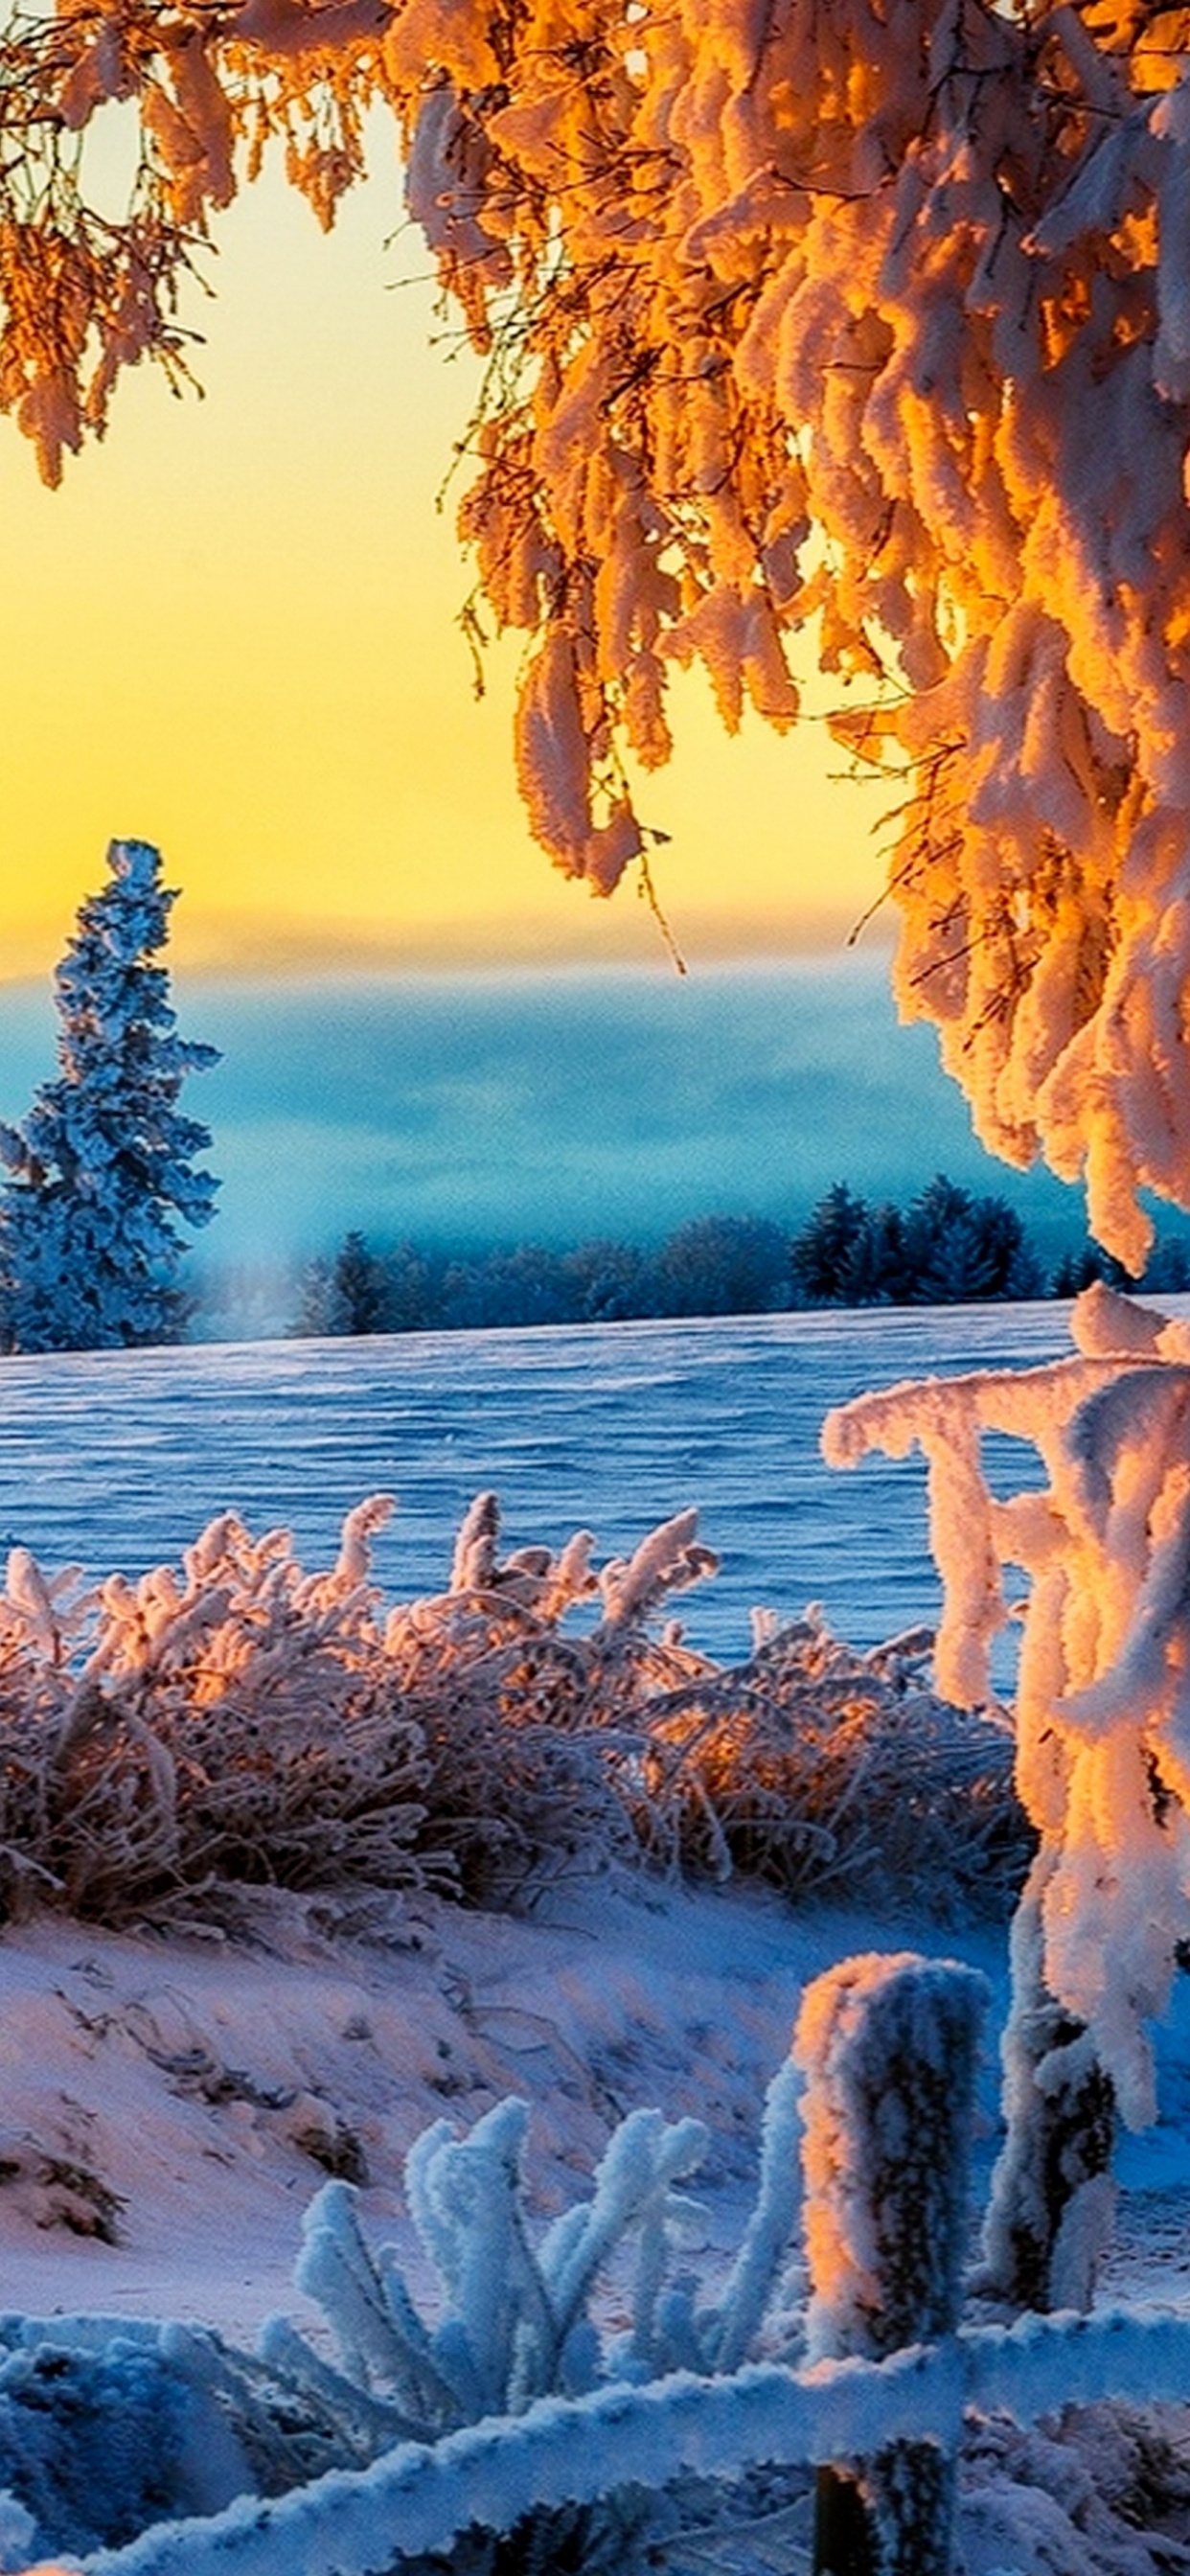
[6,0,1190,1262]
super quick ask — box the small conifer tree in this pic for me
[0,840,219,1352]
[331,1230,390,1335]
[791,1184,895,1308]
[290,1232,391,1338]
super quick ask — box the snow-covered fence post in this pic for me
[822,1283,1190,2317]
[795,1951,989,2576]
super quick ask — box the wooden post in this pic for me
[813,2465,878,2574]
[794,1953,988,2576]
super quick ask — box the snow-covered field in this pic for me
[0,1301,1073,1659]
[5,1300,1190,2575]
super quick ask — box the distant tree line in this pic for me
[288,1177,1190,1339]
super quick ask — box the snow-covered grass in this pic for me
[0,1484,1025,1930]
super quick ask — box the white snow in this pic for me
[0,1301,1073,1666]
[0,1875,908,2344]
[3,1303,1190,2574]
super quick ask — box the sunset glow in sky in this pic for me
[0,131,886,985]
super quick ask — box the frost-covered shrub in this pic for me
[4,1500,432,1923]
[0,1492,716,1923]
[0,1486,1025,1928]
[963,2403,1190,2576]
[278,2063,802,2416]
[0,2061,804,2572]
[629,1615,1028,1919]
[0,2302,509,2565]
[250,2064,803,2574]
[0,2320,262,2558]
[378,1494,654,1911]
[383,1503,1024,1920]
[413,1703,635,1915]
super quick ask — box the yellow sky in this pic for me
[0,127,889,983]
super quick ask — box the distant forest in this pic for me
[270,1178,1190,1340]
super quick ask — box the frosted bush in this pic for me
[249,2062,804,2574]
[0,1499,433,1922]
[629,1614,1027,1918]
[0,2320,263,2558]
[279,2058,803,2414]
[0,1490,687,1922]
[377,1492,656,1911]
[387,1497,1024,1916]
[0,1488,1024,1928]
[959,2404,1190,2576]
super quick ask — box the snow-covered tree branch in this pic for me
[4,1,1190,1255]
[824,1280,1190,2130]
[825,1278,1190,2307]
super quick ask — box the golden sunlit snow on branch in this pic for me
[10,0,1190,1256]
[824,1278,1190,2311]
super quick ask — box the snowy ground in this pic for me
[0,1301,1074,1663]
[5,1303,1190,2572]
[0,1877,928,2338]
[6,1871,1190,2573]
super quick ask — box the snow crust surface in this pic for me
[0,1302,1074,1663]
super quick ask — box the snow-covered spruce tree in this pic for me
[0,840,218,1352]
[329,1230,391,1334]
[650,1215,791,1318]
[290,1231,391,1338]
[896,1176,1045,1306]
[288,1254,337,1339]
